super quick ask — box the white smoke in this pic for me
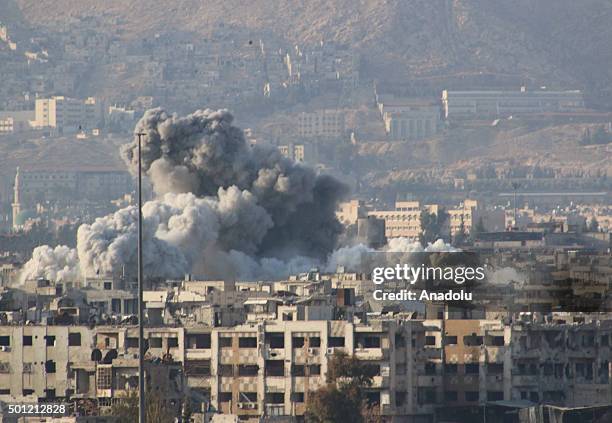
[19,245,80,284]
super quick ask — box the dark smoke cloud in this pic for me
[121,108,347,261]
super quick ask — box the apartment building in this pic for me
[32,97,105,133]
[296,109,345,139]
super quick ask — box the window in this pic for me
[395,391,407,406]
[23,389,34,396]
[425,362,436,375]
[45,360,56,373]
[309,337,321,347]
[487,391,503,401]
[445,391,458,402]
[465,391,479,402]
[265,360,285,377]
[149,338,162,348]
[167,337,179,348]
[0,336,10,346]
[328,337,345,347]
[126,337,139,348]
[488,336,505,346]
[465,364,479,374]
[219,365,233,377]
[425,336,436,346]
[238,337,257,348]
[292,337,305,348]
[417,387,436,404]
[291,392,305,403]
[444,336,457,345]
[104,282,112,290]
[45,336,56,347]
[309,364,321,375]
[444,364,458,374]
[219,337,232,348]
[487,363,503,375]
[219,392,232,402]
[292,365,305,376]
[238,365,259,376]
[23,336,33,346]
[464,335,483,346]
[239,392,257,403]
[68,333,81,346]
[266,392,284,404]
[266,334,284,349]
[186,333,211,349]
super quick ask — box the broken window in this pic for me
[463,334,483,346]
[238,364,259,376]
[149,337,162,348]
[309,337,321,347]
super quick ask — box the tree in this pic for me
[589,216,600,232]
[471,217,486,240]
[306,352,380,423]
[110,389,175,423]
[453,216,468,246]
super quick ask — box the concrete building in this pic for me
[0,111,34,133]
[296,109,345,139]
[379,99,440,141]
[442,88,585,119]
[32,97,105,134]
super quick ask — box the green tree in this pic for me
[471,217,486,240]
[306,352,380,423]
[110,389,175,423]
[589,216,600,232]
[453,216,468,246]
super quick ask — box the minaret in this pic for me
[11,167,21,230]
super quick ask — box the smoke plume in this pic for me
[21,108,349,281]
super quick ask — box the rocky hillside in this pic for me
[9,0,612,100]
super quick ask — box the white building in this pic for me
[32,96,105,133]
[442,88,585,119]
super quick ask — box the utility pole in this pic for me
[136,132,146,423]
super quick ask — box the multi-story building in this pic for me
[442,88,585,119]
[378,98,441,141]
[0,111,34,134]
[32,96,105,133]
[296,109,345,139]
